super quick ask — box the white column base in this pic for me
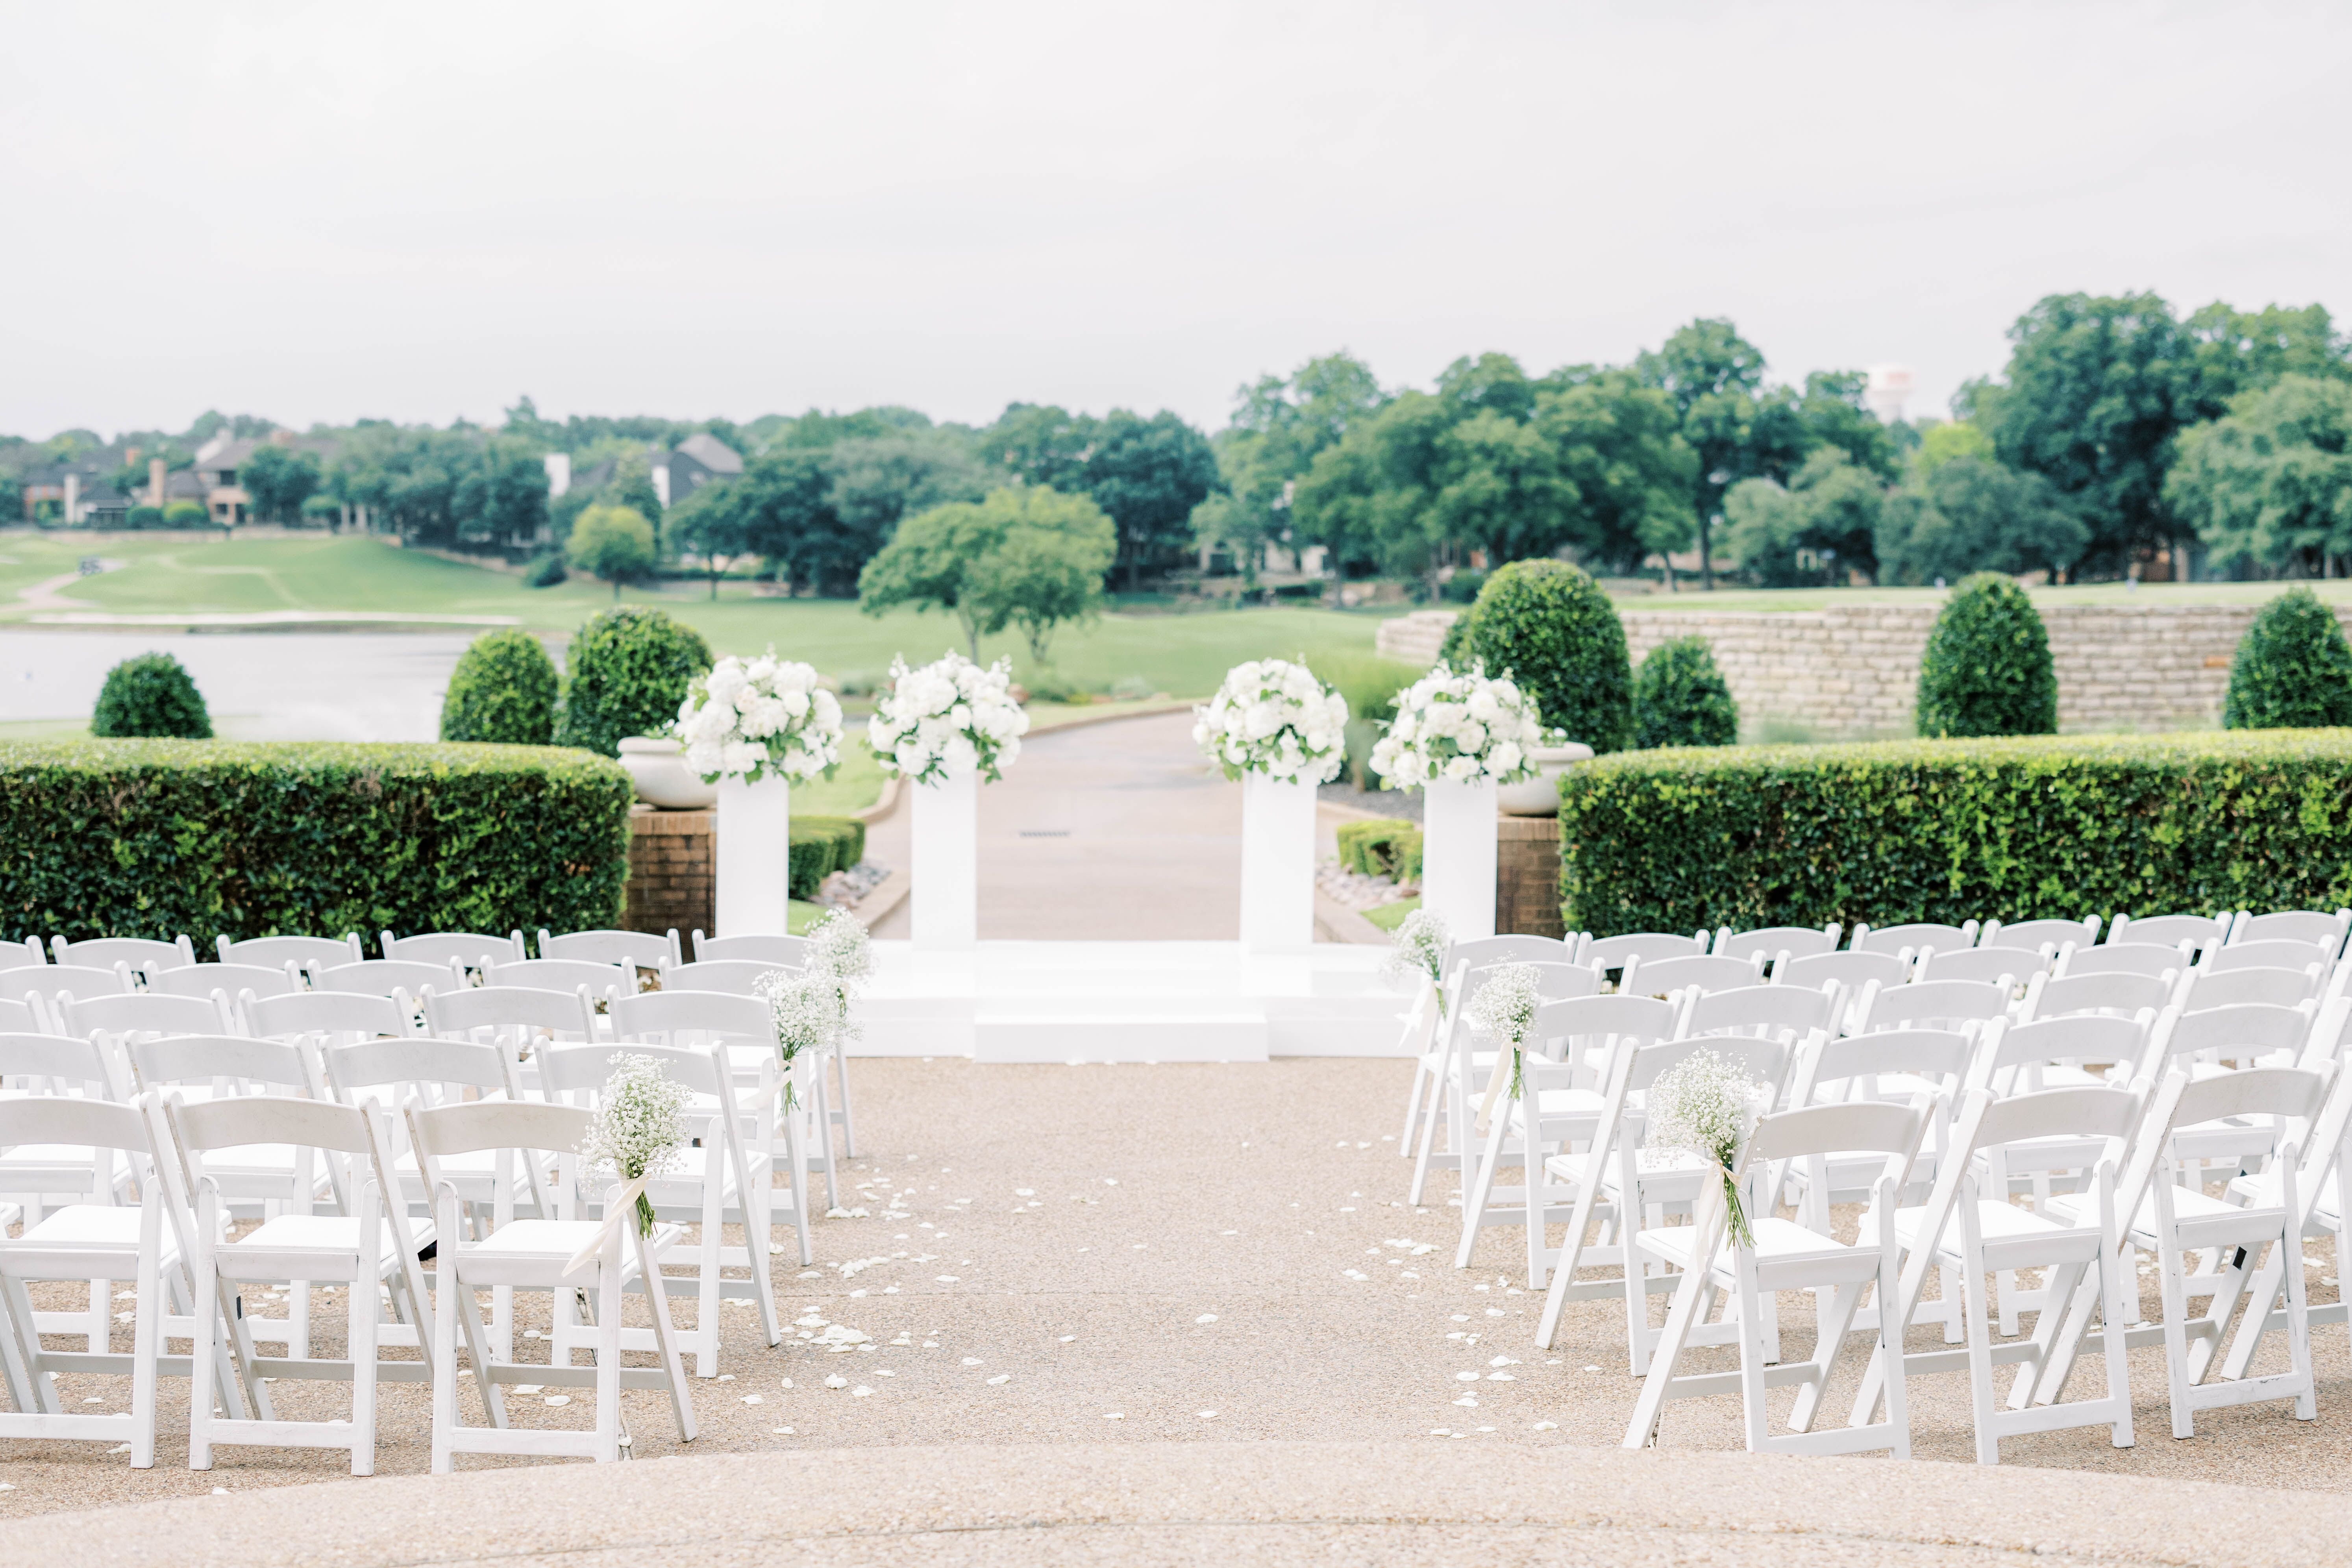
[1238,772,1318,951]
[910,765,979,950]
[714,773,791,937]
[1421,776,1497,940]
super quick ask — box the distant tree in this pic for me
[602,453,663,522]
[1723,449,1890,585]
[2164,375,2352,577]
[240,444,321,523]
[566,504,657,597]
[1915,420,1995,475]
[1536,370,1699,573]
[1078,410,1221,590]
[825,435,992,591]
[859,487,1109,660]
[2184,302,2351,406]
[965,491,1119,664]
[1634,318,1769,589]
[1876,457,2088,585]
[662,480,752,598]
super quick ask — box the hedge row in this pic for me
[789,815,867,900]
[1557,731,2352,935]
[1337,817,1423,883]
[0,740,634,945]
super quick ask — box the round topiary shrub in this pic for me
[554,606,712,757]
[92,651,212,739]
[1915,572,2057,738]
[440,628,561,745]
[1633,635,1738,748]
[1459,559,1632,752]
[2223,588,2352,729]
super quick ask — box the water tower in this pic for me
[1865,364,1914,424]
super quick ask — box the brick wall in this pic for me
[1378,600,2345,741]
[1496,814,1564,939]
[622,807,713,946]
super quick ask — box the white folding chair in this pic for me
[1574,931,1706,972]
[2207,1053,2352,1386]
[2106,911,2230,956]
[1618,952,1762,1002]
[666,950,866,1159]
[2174,964,2324,1011]
[412,1098,696,1469]
[1711,924,1840,967]
[0,965,132,1026]
[482,959,636,1003]
[163,1092,435,1475]
[1853,977,2013,1036]
[380,929,527,970]
[246,989,414,1048]
[2207,937,2339,976]
[316,959,463,1003]
[0,1033,138,1355]
[62,990,233,1065]
[427,984,601,1064]
[659,958,790,996]
[1849,1084,2140,1462]
[1981,916,2100,953]
[1407,939,1578,1200]
[2059,941,2194,981]
[2021,968,2175,1023]
[217,933,365,973]
[689,931,810,966]
[1622,1098,1927,1456]
[1851,920,1978,957]
[147,964,305,1024]
[538,927,682,969]
[2231,908,2352,955]
[1774,950,1906,1035]
[538,1041,783,1376]
[51,935,196,975]
[1914,946,2047,989]
[1394,960,1458,1158]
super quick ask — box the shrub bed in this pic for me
[1558,731,2352,935]
[789,814,867,898]
[0,740,632,944]
[1336,817,1423,883]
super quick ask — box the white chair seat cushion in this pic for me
[2047,1182,2246,1242]
[228,1213,427,1263]
[1883,1198,2065,1255]
[19,1203,143,1246]
[1641,1215,1847,1272]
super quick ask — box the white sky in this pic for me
[4,2,2348,440]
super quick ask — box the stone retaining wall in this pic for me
[1377,601,2345,740]
[622,806,713,946]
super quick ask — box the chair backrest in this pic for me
[1625,1031,1791,1097]
[51,935,194,972]
[1469,960,1602,1003]
[2176,964,2322,1011]
[1747,1100,1925,1165]
[2058,941,2189,980]
[1680,983,1832,1042]
[1775,950,1906,994]
[379,929,526,967]
[1967,1083,2141,1157]
[2021,969,2173,1022]
[0,964,128,998]
[1620,953,1761,1000]
[537,1040,723,1100]
[61,990,228,1040]
[0,1092,154,1156]
[1981,916,2099,952]
[409,1097,591,1161]
[218,933,364,970]
[1852,921,1976,956]
[2170,1064,2328,1129]
[1576,931,1704,969]
[2207,938,2337,975]
[324,1035,516,1103]
[1914,946,2046,987]
[315,959,461,1000]
[426,985,598,1040]
[2108,911,2229,952]
[609,988,772,1043]
[147,963,303,1003]
[1711,924,1839,964]
[1803,1027,1975,1094]
[0,995,40,1033]
[1976,1012,2148,1086]
[481,958,635,998]
[689,931,811,966]
[129,1033,318,1096]
[0,1031,123,1097]
[538,927,681,968]
[246,989,408,1042]
[170,1091,374,1157]
[2154,1002,2315,1068]
[658,959,784,997]
[2233,908,2351,953]
[1857,977,2011,1032]
[1530,991,1679,1053]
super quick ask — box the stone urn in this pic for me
[618,736,717,809]
[1497,742,1594,816]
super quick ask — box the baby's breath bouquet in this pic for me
[758,968,843,1109]
[579,1054,692,1237]
[1467,961,1543,1128]
[1645,1048,1774,1248]
[805,909,873,995]
[1380,908,1453,1018]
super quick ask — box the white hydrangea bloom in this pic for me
[1368,661,1544,792]
[1192,659,1349,784]
[671,648,844,785]
[866,651,1029,785]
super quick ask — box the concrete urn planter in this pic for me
[618,737,717,809]
[1497,742,1595,816]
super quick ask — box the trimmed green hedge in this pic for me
[789,815,867,898]
[1558,731,2352,935]
[1336,817,1423,883]
[0,740,633,944]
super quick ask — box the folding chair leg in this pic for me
[1789,1278,1865,1431]
[2157,1236,2195,1439]
[1962,1251,1997,1464]
[1454,1115,1510,1269]
[637,1227,698,1444]
[130,1245,160,1470]
[829,1049,858,1159]
[1400,1062,1429,1154]
[2095,1243,2135,1450]
[1408,1069,1447,1207]
[595,1253,623,1464]
[1622,1251,1712,1448]
[350,1270,378,1476]
[2284,1235,2317,1421]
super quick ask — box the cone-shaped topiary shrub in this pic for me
[1459,559,1632,753]
[554,606,712,757]
[441,628,561,745]
[1915,573,2056,738]
[91,651,212,739]
[1634,635,1739,748]
[2224,587,2352,730]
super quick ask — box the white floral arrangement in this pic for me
[1467,962,1544,1125]
[1369,661,1544,790]
[1380,907,1453,1018]
[1645,1048,1775,1247]
[579,1053,692,1236]
[1192,659,1349,784]
[757,968,844,1109]
[804,909,873,995]
[673,649,845,785]
[867,651,1029,786]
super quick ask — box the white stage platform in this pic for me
[851,940,1413,1063]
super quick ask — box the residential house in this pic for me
[560,433,743,510]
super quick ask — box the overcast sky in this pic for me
[5,2,2348,441]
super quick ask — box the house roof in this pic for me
[674,432,743,476]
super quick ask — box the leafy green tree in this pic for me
[2164,375,2352,576]
[1634,318,1768,589]
[566,504,656,597]
[2184,303,2351,406]
[1915,573,2057,737]
[859,487,1106,659]
[240,444,321,523]
[1199,352,1389,579]
[93,652,212,739]
[2223,588,2352,729]
[734,448,840,592]
[1723,449,1890,585]
[602,453,663,522]
[1634,636,1738,748]
[1081,410,1221,589]
[965,491,1119,663]
[555,607,712,756]
[1915,420,1995,475]
[826,434,992,589]
[1876,456,2088,585]
[440,628,559,744]
[1459,559,1632,752]
[1534,370,1698,573]
[662,480,751,598]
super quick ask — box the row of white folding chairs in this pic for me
[20,923,819,976]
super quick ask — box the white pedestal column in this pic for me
[1421,776,1497,941]
[715,772,791,937]
[1238,772,1318,951]
[910,764,978,950]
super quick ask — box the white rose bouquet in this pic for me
[579,1054,692,1237]
[1645,1048,1775,1247]
[867,651,1029,786]
[673,649,844,785]
[1369,661,1544,790]
[1192,659,1350,784]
